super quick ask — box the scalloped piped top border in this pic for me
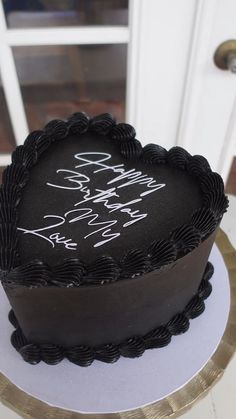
[0,112,229,287]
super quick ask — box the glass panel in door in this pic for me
[0,74,15,153]
[3,0,129,28]
[13,44,127,130]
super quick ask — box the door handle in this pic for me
[214,40,236,73]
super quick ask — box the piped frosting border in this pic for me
[9,261,214,365]
[0,112,228,287]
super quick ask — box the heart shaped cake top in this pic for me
[0,113,228,286]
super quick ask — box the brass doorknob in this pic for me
[214,40,236,73]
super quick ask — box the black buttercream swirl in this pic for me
[203,261,214,281]
[85,256,120,284]
[0,197,19,272]
[120,337,145,358]
[191,207,217,238]
[0,223,18,248]
[24,130,51,156]
[0,111,228,286]
[166,313,190,335]
[3,260,50,287]
[200,172,225,195]
[0,184,21,207]
[170,224,201,255]
[44,120,68,141]
[110,123,136,142]
[167,146,191,169]
[0,248,19,271]
[198,279,212,299]
[68,112,89,135]
[2,163,29,188]
[147,239,177,269]
[0,205,17,224]
[40,344,64,365]
[8,309,19,328]
[95,344,120,363]
[24,130,44,148]
[141,144,167,164]
[184,295,205,319]
[11,328,28,351]
[50,259,85,287]
[203,191,229,217]
[8,259,214,366]
[144,326,172,349]
[66,346,94,367]
[187,155,211,177]
[35,134,52,156]
[19,344,41,365]
[120,249,149,278]
[12,145,37,169]
[90,113,116,135]
[120,139,142,160]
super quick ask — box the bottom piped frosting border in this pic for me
[8,262,214,367]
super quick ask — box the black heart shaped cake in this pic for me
[0,113,228,366]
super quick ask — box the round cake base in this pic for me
[0,243,230,415]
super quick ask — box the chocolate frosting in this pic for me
[0,112,228,366]
[4,230,216,347]
[0,113,228,284]
[8,259,214,366]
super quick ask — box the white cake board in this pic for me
[0,244,230,415]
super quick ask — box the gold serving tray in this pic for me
[0,229,235,419]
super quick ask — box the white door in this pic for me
[0,0,235,182]
[128,0,236,182]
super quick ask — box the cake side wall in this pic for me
[4,231,217,347]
